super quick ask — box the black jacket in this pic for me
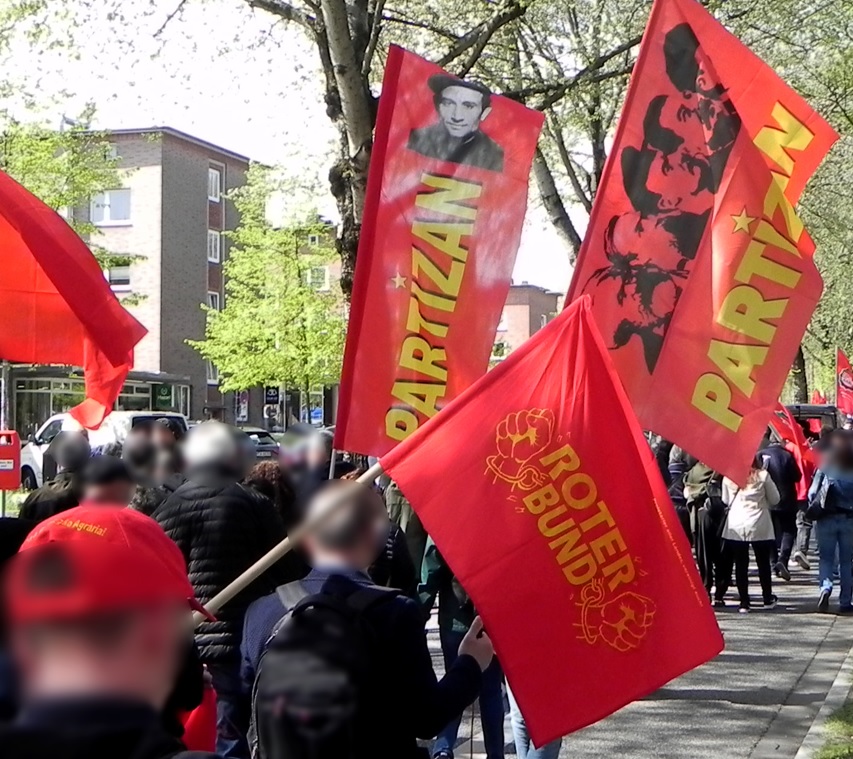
[759,443,802,511]
[152,472,297,663]
[18,472,82,524]
[241,569,482,759]
[0,698,220,759]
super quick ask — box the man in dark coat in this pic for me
[153,422,297,759]
[759,432,802,580]
[241,482,491,759]
[18,432,90,524]
[407,74,504,172]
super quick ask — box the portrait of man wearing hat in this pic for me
[407,74,504,172]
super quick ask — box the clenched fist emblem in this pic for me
[578,579,655,652]
[486,409,555,491]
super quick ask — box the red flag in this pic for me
[769,403,814,499]
[335,46,544,457]
[811,389,827,405]
[380,297,722,745]
[837,349,853,416]
[0,170,146,428]
[567,0,837,484]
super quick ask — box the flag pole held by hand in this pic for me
[194,460,384,625]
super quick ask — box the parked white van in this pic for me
[20,411,189,489]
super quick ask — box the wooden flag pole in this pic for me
[194,460,385,625]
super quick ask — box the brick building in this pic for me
[493,282,562,360]
[11,127,253,435]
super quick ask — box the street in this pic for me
[437,563,852,758]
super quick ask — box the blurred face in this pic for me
[84,480,135,506]
[151,425,176,451]
[438,86,487,139]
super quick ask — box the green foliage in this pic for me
[190,164,347,393]
[817,701,853,759]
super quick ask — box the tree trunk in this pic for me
[791,344,809,403]
[532,148,582,260]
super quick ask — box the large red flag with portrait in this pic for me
[568,0,836,484]
[335,46,544,458]
[381,297,722,745]
[0,170,146,428]
[837,349,853,416]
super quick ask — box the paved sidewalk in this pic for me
[435,561,853,758]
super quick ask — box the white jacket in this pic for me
[721,470,780,542]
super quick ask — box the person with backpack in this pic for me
[240,481,492,759]
[419,537,504,759]
[683,462,727,604]
[720,456,781,613]
[0,505,221,759]
[758,431,802,581]
[808,429,853,613]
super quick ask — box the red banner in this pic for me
[335,46,544,457]
[0,170,146,428]
[567,0,837,484]
[838,349,853,416]
[381,297,722,745]
[811,389,827,405]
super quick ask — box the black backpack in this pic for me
[251,581,399,759]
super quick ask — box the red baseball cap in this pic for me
[5,504,214,623]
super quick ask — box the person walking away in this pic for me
[758,431,802,580]
[241,481,491,759]
[419,537,504,759]
[0,505,220,759]
[720,457,780,613]
[792,436,818,570]
[808,430,853,613]
[385,479,429,578]
[153,422,297,759]
[19,432,90,524]
[79,455,135,505]
[506,686,562,759]
[684,463,727,604]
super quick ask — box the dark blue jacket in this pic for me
[759,443,802,511]
[241,568,482,758]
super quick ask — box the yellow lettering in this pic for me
[411,221,472,262]
[537,506,576,538]
[717,285,787,343]
[549,528,587,564]
[735,239,801,289]
[603,554,636,591]
[707,341,768,397]
[579,500,616,533]
[385,409,419,441]
[563,554,598,586]
[753,102,814,177]
[412,247,464,297]
[523,484,559,516]
[764,173,804,243]
[399,336,447,382]
[415,174,482,220]
[561,473,597,511]
[590,528,627,566]
[406,297,448,338]
[692,373,743,432]
[412,281,456,312]
[540,444,581,480]
[390,381,444,418]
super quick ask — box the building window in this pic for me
[540,313,548,328]
[105,144,118,160]
[207,360,219,385]
[308,233,320,246]
[207,291,221,310]
[207,230,221,263]
[307,266,330,291]
[91,188,131,225]
[208,167,222,202]
[107,265,131,292]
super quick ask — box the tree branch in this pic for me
[247,0,316,30]
[532,148,582,258]
[437,0,528,71]
[361,0,387,76]
[154,0,189,38]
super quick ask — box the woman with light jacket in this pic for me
[721,456,780,613]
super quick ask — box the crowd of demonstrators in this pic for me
[656,421,853,616]
[0,419,514,759]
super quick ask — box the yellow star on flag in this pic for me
[731,208,755,234]
[391,271,407,289]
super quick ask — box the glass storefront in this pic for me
[14,377,191,438]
